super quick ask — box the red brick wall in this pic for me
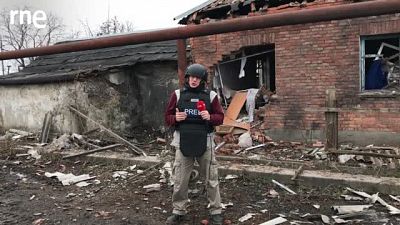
[190,13,400,132]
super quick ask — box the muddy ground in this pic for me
[1,139,400,225]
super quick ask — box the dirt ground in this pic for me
[1,138,400,225]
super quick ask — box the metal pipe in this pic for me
[0,0,399,60]
[177,39,187,87]
[0,35,4,75]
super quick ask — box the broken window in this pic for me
[215,45,275,94]
[213,45,275,122]
[361,34,400,91]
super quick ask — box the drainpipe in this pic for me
[177,39,187,87]
[0,35,4,75]
[0,0,399,60]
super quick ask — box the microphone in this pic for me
[196,100,206,112]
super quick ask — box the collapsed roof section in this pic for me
[0,40,178,85]
[178,0,371,25]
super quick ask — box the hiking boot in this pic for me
[209,214,223,225]
[165,214,186,225]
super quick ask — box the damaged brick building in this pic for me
[177,0,400,145]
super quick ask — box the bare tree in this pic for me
[0,7,64,72]
[79,19,95,38]
[98,16,134,36]
[81,16,134,37]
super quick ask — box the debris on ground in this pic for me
[112,171,129,179]
[0,129,35,141]
[272,179,296,195]
[143,183,161,193]
[258,216,287,225]
[332,205,373,214]
[238,213,257,222]
[44,171,96,186]
[1,125,400,224]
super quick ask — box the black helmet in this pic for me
[185,64,207,81]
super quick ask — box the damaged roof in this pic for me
[0,40,178,85]
[177,0,368,25]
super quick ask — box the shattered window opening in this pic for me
[214,45,276,121]
[217,45,275,92]
[360,34,400,93]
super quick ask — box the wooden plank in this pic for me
[325,89,338,151]
[223,117,250,130]
[359,146,399,151]
[215,125,234,134]
[325,112,338,150]
[63,144,122,159]
[291,165,304,181]
[329,150,400,159]
[40,112,53,144]
[225,91,247,120]
[83,128,100,135]
[394,148,400,167]
[68,106,146,156]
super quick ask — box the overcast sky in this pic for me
[0,0,206,34]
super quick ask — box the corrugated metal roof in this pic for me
[0,40,178,85]
[177,0,303,24]
[174,0,217,21]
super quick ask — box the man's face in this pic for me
[188,75,201,88]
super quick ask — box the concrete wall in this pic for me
[101,62,179,133]
[134,63,179,129]
[0,82,85,133]
[0,61,179,135]
[189,12,400,145]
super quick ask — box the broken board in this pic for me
[225,90,247,120]
[216,90,250,134]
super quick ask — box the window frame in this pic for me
[360,34,400,92]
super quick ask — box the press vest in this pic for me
[176,88,214,157]
[176,89,213,132]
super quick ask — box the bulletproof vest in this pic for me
[176,89,213,157]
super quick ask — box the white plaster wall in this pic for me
[0,63,179,134]
[0,82,86,133]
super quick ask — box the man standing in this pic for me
[164,64,224,225]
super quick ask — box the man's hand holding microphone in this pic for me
[175,100,210,122]
[197,100,210,121]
